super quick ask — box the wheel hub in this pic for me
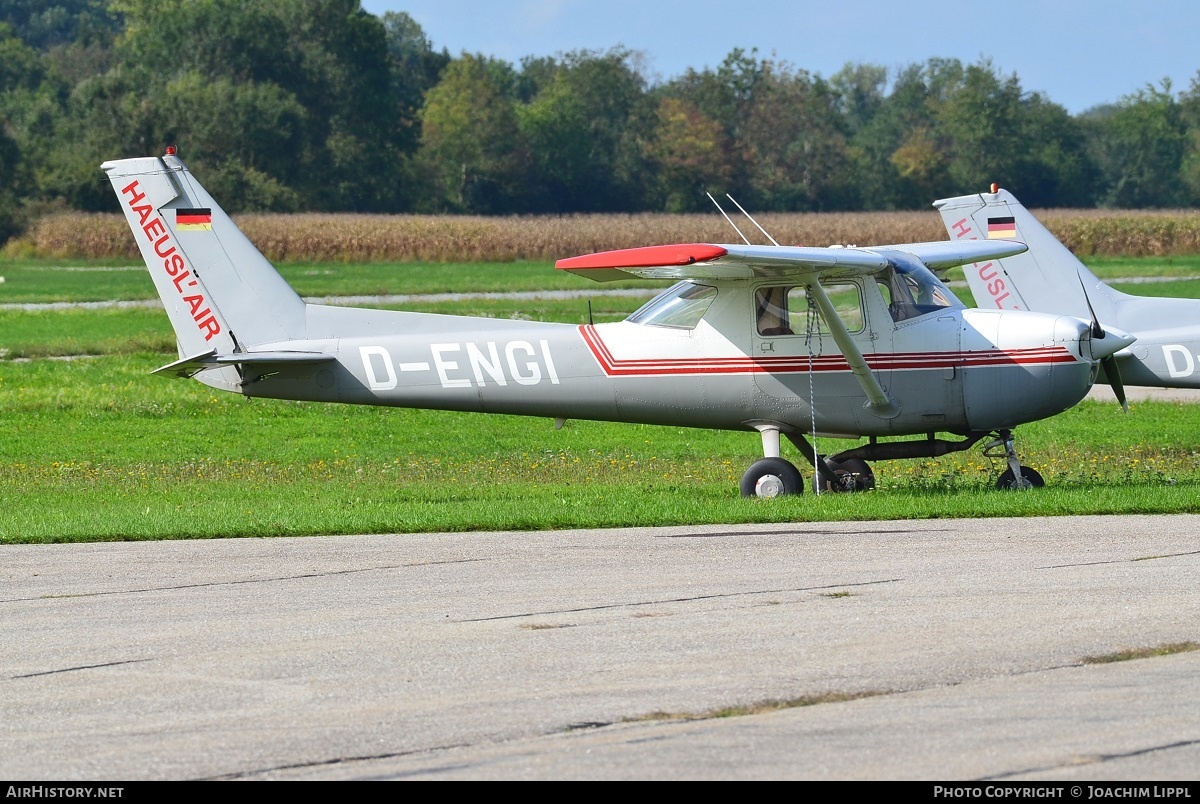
[755,474,785,498]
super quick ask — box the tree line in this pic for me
[3,0,1200,246]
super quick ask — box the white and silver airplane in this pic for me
[936,186,1200,410]
[100,151,1134,496]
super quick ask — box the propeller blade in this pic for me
[1077,271,1105,339]
[1101,355,1128,413]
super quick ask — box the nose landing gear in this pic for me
[985,430,1045,490]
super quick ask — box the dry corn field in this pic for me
[16,208,1200,261]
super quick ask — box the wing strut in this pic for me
[806,280,899,419]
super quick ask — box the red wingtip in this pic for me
[556,243,727,271]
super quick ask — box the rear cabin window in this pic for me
[755,283,863,336]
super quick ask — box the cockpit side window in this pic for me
[877,259,962,322]
[627,282,718,329]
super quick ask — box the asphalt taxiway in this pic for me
[3,515,1198,780]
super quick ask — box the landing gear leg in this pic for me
[814,458,876,493]
[782,433,868,493]
[987,429,1045,490]
[783,432,841,491]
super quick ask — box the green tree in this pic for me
[1013,93,1096,207]
[0,122,24,242]
[737,59,857,211]
[518,48,653,211]
[645,97,733,211]
[157,74,306,210]
[418,53,527,212]
[659,48,765,200]
[675,48,765,140]
[381,10,450,154]
[0,22,53,238]
[60,0,415,211]
[1172,73,1200,205]
[830,62,888,137]
[272,0,408,210]
[1093,81,1187,207]
[870,61,960,208]
[934,60,1029,194]
[0,0,120,50]
[848,59,1092,209]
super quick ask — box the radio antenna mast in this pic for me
[727,194,780,247]
[707,192,751,245]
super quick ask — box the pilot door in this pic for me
[872,260,965,428]
[751,280,886,430]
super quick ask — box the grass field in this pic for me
[3,255,1200,543]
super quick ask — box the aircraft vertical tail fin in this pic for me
[100,152,308,368]
[933,188,1118,321]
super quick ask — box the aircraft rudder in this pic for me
[102,152,308,362]
[103,155,240,360]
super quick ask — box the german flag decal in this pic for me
[987,216,1016,239]
[176,208,212,231]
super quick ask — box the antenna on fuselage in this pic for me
[707,192,752,245]
[726,194,781,247]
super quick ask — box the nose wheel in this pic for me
[985,430,1045,490]
[995,465,1045,490]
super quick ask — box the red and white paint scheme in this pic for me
[100,152,1133,496]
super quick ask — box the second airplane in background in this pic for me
[936,187,1200,409]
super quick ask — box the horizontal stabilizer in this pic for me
[152,349,336,379]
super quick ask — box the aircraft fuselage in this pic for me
[223,283,1097,441]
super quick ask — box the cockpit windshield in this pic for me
[626,282,717,329]
[876,254,964,322]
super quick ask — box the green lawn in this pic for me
[3,255,1199,542]
[0,258,657,303]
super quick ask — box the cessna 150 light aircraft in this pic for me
[101,151,1134,496]
[936,187,1200,410]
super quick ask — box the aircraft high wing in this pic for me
[934,187,1192,410]
[100,151,1133,497]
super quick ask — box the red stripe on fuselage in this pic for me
[578,325,1077,376]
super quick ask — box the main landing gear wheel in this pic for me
[741,457,804,498]
[813,458,876,493]
[995,465,1045,490]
